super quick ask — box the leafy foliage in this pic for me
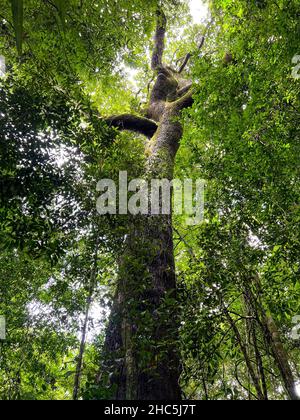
[175,0,300,399]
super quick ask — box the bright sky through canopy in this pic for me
[189,0,209,23]
[0,56,5,77]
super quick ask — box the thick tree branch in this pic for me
[178,53,192,74]
[176,82,192,99]
[173,88,195,111]
[104,114,158,138]
[178,36,205,74]
[151,9,167,71]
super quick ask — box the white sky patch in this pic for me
[125,67,139,87]
[27,297,109,343]
[121,65,140,92]
[0,55,5,77]
[85,300,110,342]
[55,150,69,168]
[189,0,209,24]
[248,232,263,249]
[296,382,300,398]
[52,143,81,169]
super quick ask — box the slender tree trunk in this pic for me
[243,291,268,400]
[244,275,299,400]
[264,315,299,401]
[73,240,99,400]
[73,293,92,401]
[223,304,266,400]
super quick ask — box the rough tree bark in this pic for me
[245,275,300,401]
[264,315,299,401]
[101,10,202,400]
[243,290,268,400]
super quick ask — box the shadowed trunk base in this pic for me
[103,214,182,400]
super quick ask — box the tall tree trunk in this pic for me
[104,215,182,399]
[104,109,183,400]
[101,9,201,399]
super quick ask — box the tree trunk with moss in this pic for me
[101,10,202,400]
